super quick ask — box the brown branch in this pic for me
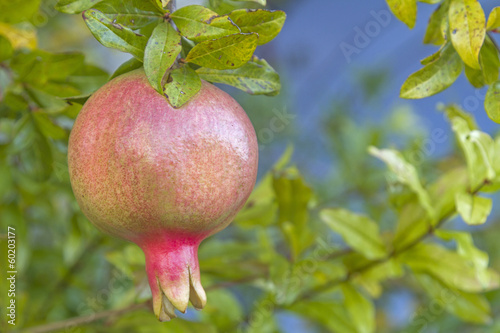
[21,301,151,333]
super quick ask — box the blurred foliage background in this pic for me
[1,0,500,332]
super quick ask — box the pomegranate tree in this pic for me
[68,69,258,320]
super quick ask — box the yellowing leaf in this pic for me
[400,43,463,99]
[171,5,239,42]
[196,57,280,95]
[449,0,486,69]
[386,0,417,29]
[486,7,500,30]
[423,1,449,45]
[0,22,37,50]
[185,33,258,70]
[227,9,287,45]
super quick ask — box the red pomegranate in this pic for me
[68,68,258,321]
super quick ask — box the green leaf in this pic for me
[441,103,478,130]
[341,284,375,333]
[320,208,386,259]
[449,0,486,69]
[464,37,499,88]
[485,80,500,123]
[0,35,13,62]
[0,0,41,24]
[82,9,148,61]
[487,6,500,30]
[451,117,496,182]
[55,0,101,14]
[454,192,492,225]
[163,65,201,108]
[32,113,67,140]
[416,274,492,324]
[420,45,443,65]
[273,167,314,259]
[25,86,69,114]
[144,22,181,93]
[228,9,286,45]
[289,301,357,333]
[196,57,280,95]
[110,57,143,80]
[92,0,165,29]
[386,0,417,29]
[171,5,240,43]
[185,33,258,70]
[369,146,436,221]
[400,42,463,99]
[435,230,491,286]
[399,243,499,292]
[423,1,450,45]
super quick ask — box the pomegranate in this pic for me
[68,68,258,321]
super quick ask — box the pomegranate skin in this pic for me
[68,68,258,320]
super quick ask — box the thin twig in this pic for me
[21,301,151,333]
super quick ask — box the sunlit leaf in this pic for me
[369,146,436,221]
[320,208,386,259]
[449,0,486,69]
[386,0,417,29]
[400,42,463,99]
[487,6,500,30]
[399,243,499,292]
[185,33,258,70]
[92,0,165,29]
[0,22,37,50]
[55,0,101,14]
[171,5,240,43]
[423,1,449,45]
[454,192,492,225]
[197,56,280,95]
[341,283,375,333]
[228,9,286,45]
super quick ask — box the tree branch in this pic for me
[298,179,489,301]
[21,301,151,333]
